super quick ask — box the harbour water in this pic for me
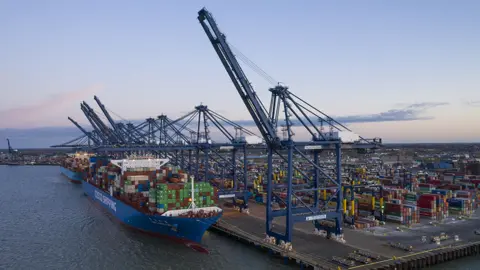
[0,165,478,270]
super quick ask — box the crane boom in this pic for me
[68,117,101,145]
[82,102,121,144]
[6,138,13,154]
[198,8,278,145]
[115,123,137,144]
[93,96,118,130]
[80,103,109,143]
[93,96,126,144]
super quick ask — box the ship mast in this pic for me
[188,175,197,209]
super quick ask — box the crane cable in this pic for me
[229,42,278,86]
[227,42,353,136]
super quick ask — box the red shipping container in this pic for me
[417,200,435,209]
[385,203,403,212]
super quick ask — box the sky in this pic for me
[1,0,480,148]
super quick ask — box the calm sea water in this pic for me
[0,165,478,270]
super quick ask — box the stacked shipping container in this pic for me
[62,156,90,173]
[153,182,218,214]
[384,201,419,226]
[417,194,448,220]
[447,190,475,216]
[418,183,435,194]
[88,161,219,218]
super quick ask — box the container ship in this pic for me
[83,155,223,249]
[61,152,91,183]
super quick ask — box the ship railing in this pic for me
[162,206,223,217]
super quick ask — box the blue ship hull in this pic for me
[60,166,83,184]
[82,180,222,244]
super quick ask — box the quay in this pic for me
[211,204,383,270]
[349,242,480,270]
[210,201,480,269]
[211,220,338,269]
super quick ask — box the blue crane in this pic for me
[150,114,198,169]
[80,101,126,145]
[5,138,23,162]
[6,138,19,160]
[76,99,258,204]
[68,117,101,145]
[54,96,258,206]
[51,134,92,149]
[80,102,110,144]
[169,104,261,207]
[76,99,202,170]
[93,96,129,145]
[70,97,197,152]
[198,8,381,245]
[7,138,14,154]
[54,99,150,148]
[50,116,102,149]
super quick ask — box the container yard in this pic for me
[43,7,480,270]
[203,165,480,269]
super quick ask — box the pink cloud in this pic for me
[0,84,105,128]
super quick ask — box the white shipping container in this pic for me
[125,185,136,193]
[138,175,150,181]
[127,175,137,181]
[126,175,149,181]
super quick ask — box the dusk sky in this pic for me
[1,0,480,148]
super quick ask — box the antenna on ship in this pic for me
[188,175,197,210]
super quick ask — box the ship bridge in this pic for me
[110,158,170,173]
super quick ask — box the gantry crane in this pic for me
[6,138,17,159]
[166,104,260,207]
[198,8,381,246]
[54,95,260,205]
[5,138,22,162]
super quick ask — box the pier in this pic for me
[211,204,381,269]
[349,242,480,270]
[210,202,480,269]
